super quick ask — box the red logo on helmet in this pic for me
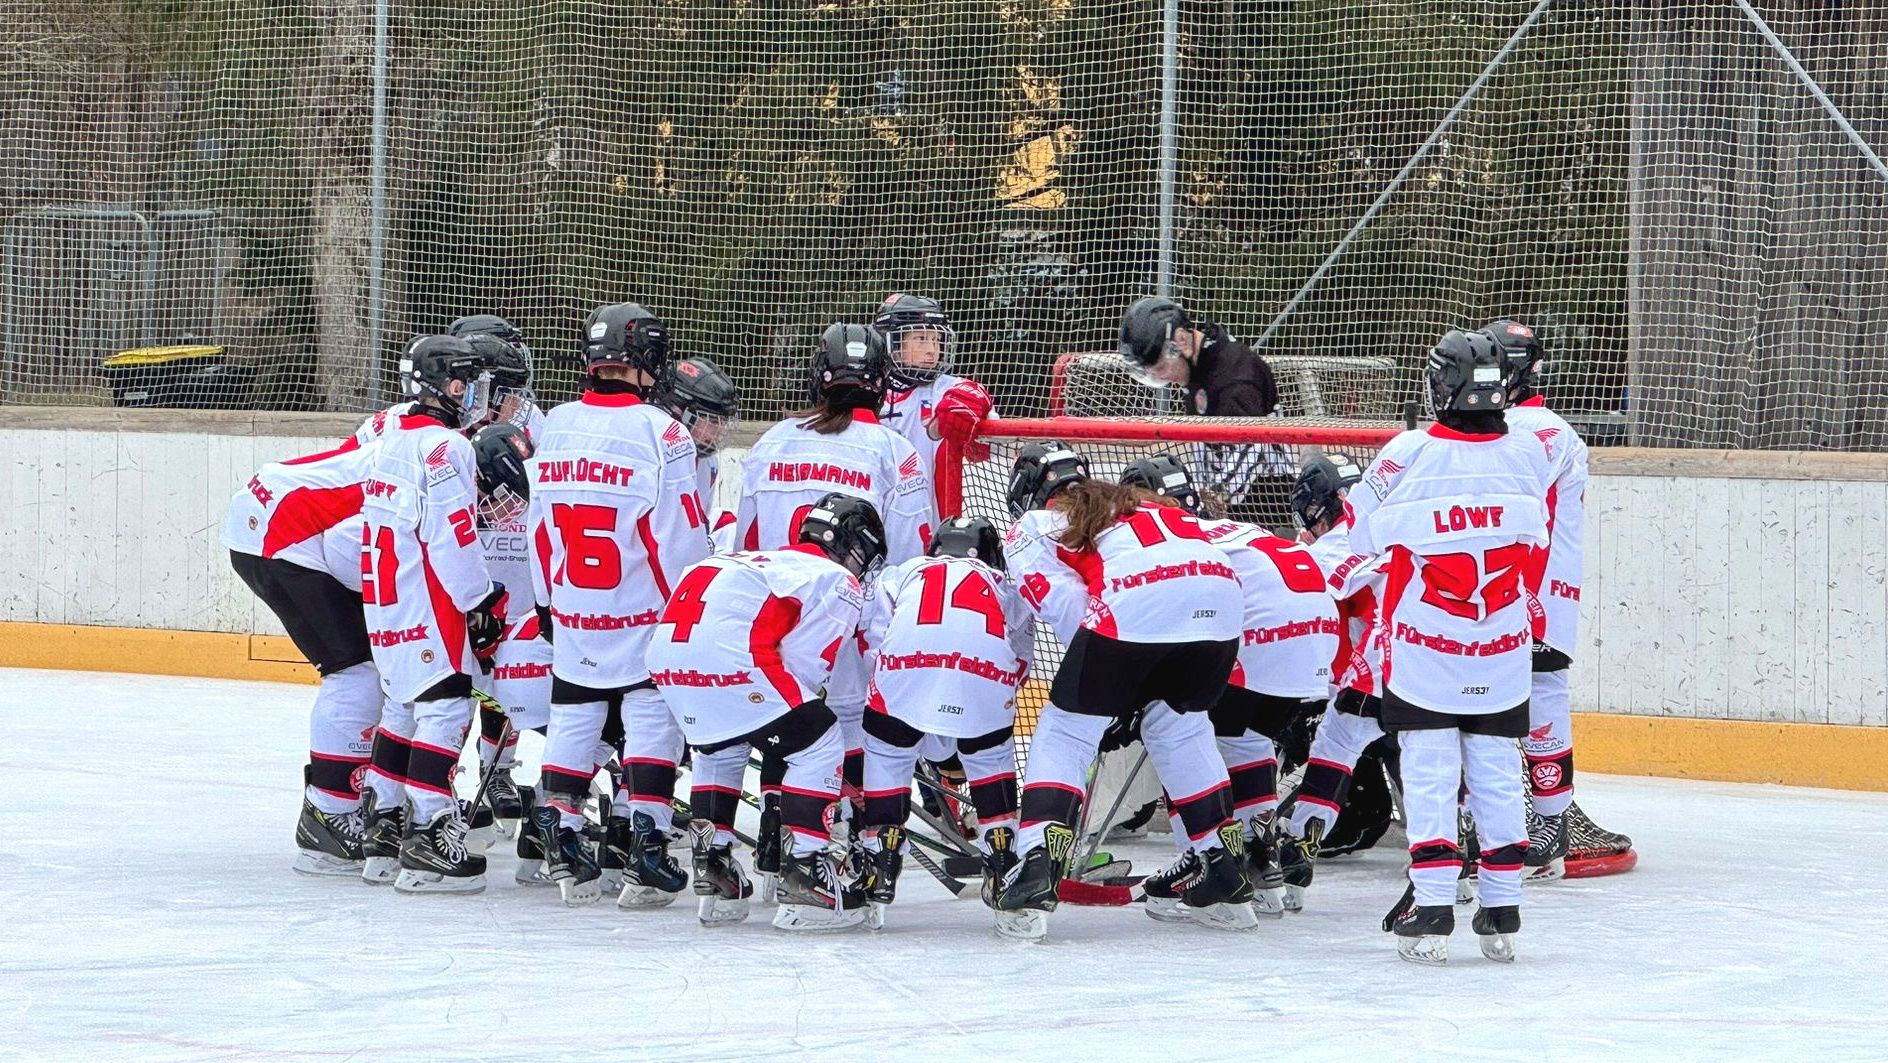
[1507,324,1534,338]
[677,361,701,378]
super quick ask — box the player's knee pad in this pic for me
[862,708,925,749]
[1408,837,1462,868]
[1480,841,1527,873]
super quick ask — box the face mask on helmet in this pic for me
[886,325,956,387]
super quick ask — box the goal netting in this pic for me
[8,3,1888,448]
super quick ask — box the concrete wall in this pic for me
[4,409,1885,728]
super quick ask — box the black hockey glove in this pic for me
[467,584,508,673]
[536,604,554,644]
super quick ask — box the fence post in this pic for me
[368,0,390,398]
[1155,0,1178,299]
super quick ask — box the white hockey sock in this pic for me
[1524,669,1575,818]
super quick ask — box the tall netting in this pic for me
[943,417,1401,758]
[5,2,1887,446]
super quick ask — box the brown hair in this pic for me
[1052,480,1169,552]
[790,404,857,435]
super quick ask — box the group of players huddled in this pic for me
[224,293,1626,962]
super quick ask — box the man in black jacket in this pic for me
[1118,296,1295,529]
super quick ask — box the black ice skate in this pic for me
[293,796,365,877]
[1522,805,1568,883]
[772,848,866,932]
[1246,811,1287,917]
[600,813,633,895]
[862,825,905,930]
[1564,801,1637,875]
[1277,818,1322,912]
[1143,826,1259,932]
[616,812,688,910]
[1385,883,1455,965]
[529,804,602,906]
[754,798,784,904]
[1456,807,1479,904]
[484,766,524,838]
[1472,904,1520,963]
[689,819,753,927]
[457,798,497,854]
[359,794,407,885]
[981,826,1020,909]
[992,823,1073,941]
[394,807,487,894]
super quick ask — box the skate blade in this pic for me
[772,903,866,932]
[1478,932,1516,963]
[1281,884,1306,913]
[514,861,558,887]
[393,869,487,895]
[617,884,681,910]
[293,851,365,877]
[1455,878,1476,905]
[865,901,888,931]
[993,909,1048,942]
[1184,901,1261,932]
[599,869,626,895]
[698,895,752,927]
[464,826,496,854]
[1142,896,1192,924]
[1521,858,1566,884]
[493,818,520,842]
[1251,887,1288,919]
[361,856,401,885]
[756,872,779,905]
[1396,935,1450,966]
[558,876,603,906]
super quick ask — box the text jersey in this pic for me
[221,436,377,589]
[646,545,866,745]
[360,416,494,703]
[1504,398,1587,656]
[880,373,999,481]
[526,392,710,690]
[735,410,937,565]
[1197,519,1340,699]
[1303,515,1389,697]
[1348,424,1552,714]
[863,555,1035,739]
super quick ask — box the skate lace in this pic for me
[440,815,470,861]
[1152,851,1204,891]
[335,808,367,844]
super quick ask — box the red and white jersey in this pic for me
[880,373,999,481]
[1347,424,1552,715]
[352,403,414,446]
[222,436,378,588]
[1303,515,1390,697]
[1012,502,1243,645]
[646,545,866,746]
[1002,509,1088,645]
[735,411,937,565]
[862,556,1034,739]
[480,504,535,615]
[361,414,495,703]
[1197,518,1340,699]
[526,392,711,690]
[1505,398,1587,656]
[695,453,719,507]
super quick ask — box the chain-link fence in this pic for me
[4,1,1886,447]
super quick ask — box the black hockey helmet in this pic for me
[1118,453,1201,515]
[1480,318,1542,395]
[1007,439,1090,519]
[1117,296,1194,379]
[809,322,890,411]
[398,335,490,428]
[1426,329,1510,415]
[798,492,889,577]
[471,422,534,522]
[928,516,1007,573]
[1291,452,1364,532]
[582,302,673,381]
[655,356,741,457]
[873,292,955,389]
[447,314,532,366]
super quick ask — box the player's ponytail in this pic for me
[1053,480,1163,553]
[792,401,857,435]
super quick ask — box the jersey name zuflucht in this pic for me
[535,458,636,487]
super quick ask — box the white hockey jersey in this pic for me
[526,392,711,690]
[1002,509,1089,646]
[360,414,495,702]
[1504,397,1587,657]
[1197,518,1340,699]
[222,435,382,590]
[1347,423,1552,715]
[735,410,937,565]
[646,545,867,746]
[1304,515,1390,697]
[880,373,999,482]
[352,402,414,446]
[863,555,1035,738]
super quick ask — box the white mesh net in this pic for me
[5,2,1887,447]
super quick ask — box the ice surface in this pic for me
[3,668,1886,1063]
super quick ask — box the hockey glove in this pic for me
[931,381,992,447]
[467,584,508,672]
[535,604,554,644]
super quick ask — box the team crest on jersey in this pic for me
[748,692,765,704]
[898,453,922,479]
[1534,427,1561,459]
[1364,457,1403,500]
[663,420,687,446]
[420,650,435,664]
[426,441,451,469]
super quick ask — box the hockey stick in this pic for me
[731,776,981,896]
[1072,747,1148,880]
[467,712,515,819]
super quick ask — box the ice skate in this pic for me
[772,848,866,932]
[1145,827,1259,931]
[458,798,497,854]
[1563,801,1637,876]
[754,799,784,905]
[616,812,687,909]
[293,797,365,876]
[530,805,602,905]
[992,824,1071,941]
[1472,904,1520,962]
[393,807,487,894]
[359,797,406,885]
[862,825,904,929]
[485,766,524,840]
[1522,805,1568,883]
[1456,808,1479,904]
[513,821,557,887]
[1246,811,1287,918]
[981,826,1020,909]
[1385,885,1454,965]
[599,813,631,895]
[689,819,753,927]
[1277,819,1322,912]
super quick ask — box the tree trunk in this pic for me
[301,0,376,412]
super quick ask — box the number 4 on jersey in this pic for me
[914,564,1005,637]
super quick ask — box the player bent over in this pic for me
[525,303,709,908]
[1349,330,1552,964]
[647,494,883,931]
[997,445,1255,940]
[465,423,541,836]
[360,336,509,894]
[1120,455,1338,918]
[858,517,1035,927]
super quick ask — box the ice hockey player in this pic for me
[449,313,545,441]
[1351,329,1552,964]
[525,302,710,908]
[646,493,883,931]
[997,444,1255,940]
[873,293,997,480]
[1119,454,1337,918]
[223,417,393,876]
[736,323,937,881]
[465,422,542,835]
[858,517,1035,926]
[1481,319,1632,879]
[358,335,510,894]
[652,355,740,529]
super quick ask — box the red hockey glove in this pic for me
[932,381,993,447]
